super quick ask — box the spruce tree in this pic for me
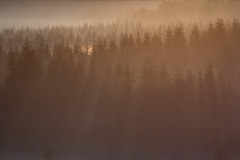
[163,26,173,63]
[172,22,187,66]
[188,23,202,63]
[17,38,42,86]
[0,45,8,89]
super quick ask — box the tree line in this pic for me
[0,18,240,158]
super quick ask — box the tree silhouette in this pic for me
[151,31,162,58]
[188,23,202,65]
[36,37,50,75]
[163,26,173,63]
[172,22,187,67]
[17,38,42,85]
[0,45,7,89]
[0,18,240,159]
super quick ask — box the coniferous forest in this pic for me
[1,2,240,160]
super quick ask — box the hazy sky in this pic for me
[1,1,240,29]
[0,1,160,29]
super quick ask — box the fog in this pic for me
[1,1,240,29]
[0,1,159,29]
[1,1,240,160]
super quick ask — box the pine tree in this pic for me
[36,37,50,76]
[119,32,129,55]
[108,38,118,56]
[204,63,217,102]
[135,31,142,50]
[151,32,162,56]
[17,38,42,85]
[214,19,227,47]
[7,47,16,76]
[72,42,83,65]
[0,45,8,89]
[142,31,151,54]
[172,22,187,66]
[188,23,202,63]
[229,19,240,52]
[206,22,215,54]
[163,26,173,62]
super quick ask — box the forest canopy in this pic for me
[1,1,240,160]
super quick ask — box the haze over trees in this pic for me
[1,1,240,160]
